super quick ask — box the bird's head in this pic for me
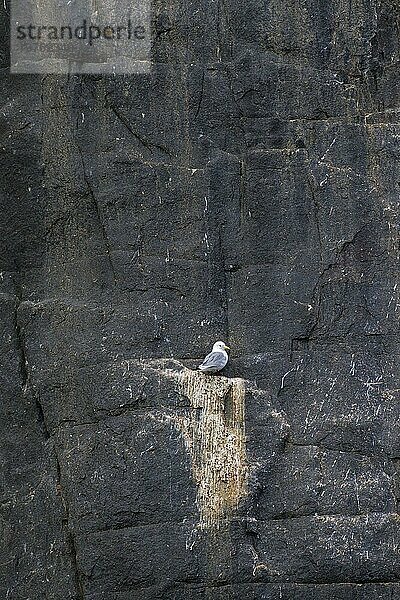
[213,340,230,352]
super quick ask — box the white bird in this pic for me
[198,341,230,373]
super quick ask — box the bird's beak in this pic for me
[225,345,230,351]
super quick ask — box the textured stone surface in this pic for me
[1,0,400,598]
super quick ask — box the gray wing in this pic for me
[199,351,227,371]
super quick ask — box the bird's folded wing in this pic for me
[200,351,226,369]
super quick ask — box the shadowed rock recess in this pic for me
[1,0,400,598]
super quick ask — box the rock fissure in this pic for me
[55,453,85,600]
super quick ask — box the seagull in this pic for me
[198,341,230,373]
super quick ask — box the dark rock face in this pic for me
[1,0,400,598]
